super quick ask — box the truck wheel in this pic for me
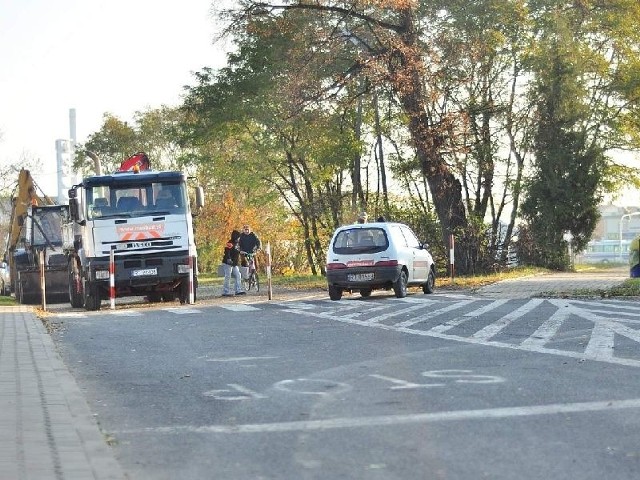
[84,283,101,311]
[147,292,162,303]
[162,291,177,302]
[179,280,196,304]
[69,262,84,308]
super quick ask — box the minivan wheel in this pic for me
[360,288,372,298]
[393,270,408,298]
[328,285,343,301]
[423,270,435,294]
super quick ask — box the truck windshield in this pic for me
[86,181,187,220]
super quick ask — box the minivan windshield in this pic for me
[332,227,389,254]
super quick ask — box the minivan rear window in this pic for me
[332,227,389,254]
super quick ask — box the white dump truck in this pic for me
[64,153,204,310]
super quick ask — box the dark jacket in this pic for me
[222,230,241,266]
[239,232,261,253]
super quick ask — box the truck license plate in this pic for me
[347,272,374,282]
[132,268,157,277]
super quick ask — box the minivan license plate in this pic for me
[132,268,157,277]
[347,273,374,282]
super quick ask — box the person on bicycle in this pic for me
[239,224,261,269]
[221,229,245,296]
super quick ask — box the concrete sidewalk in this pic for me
[473,267,629,298]
[0,306,125,480]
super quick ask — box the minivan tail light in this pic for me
[375,259,398,267]
[327,262,347,270]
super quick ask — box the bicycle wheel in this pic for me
[246,272,256,291]
[241,275,250,292]
[252,272,260,292]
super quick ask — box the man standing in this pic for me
[239,224,261,268]
[222,230,245,296]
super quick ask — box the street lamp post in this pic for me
[619,212,640,261]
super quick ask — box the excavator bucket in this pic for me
[44,268,70,302]
[16,268,69,305]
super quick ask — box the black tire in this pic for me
[328,285,343,301]
[147,292,162,303]
[179,279,197,304]
[84,283,101,311]
[69,261,84,308]
[252,272,260,292]
[360,288,372,298]
[162,291,177,302]
[423,269,435,294]
[393,270,408,298]
[179,282,188,304]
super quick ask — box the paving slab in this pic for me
[473,267,630,298]
[0,306,125,480]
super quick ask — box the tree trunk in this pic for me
[373,92,389,213]
[351,95,364,212]
[392,10,469,271]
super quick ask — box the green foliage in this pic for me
[74,114,137,174]
[521,19,604,270]
[75,108,195,176]
[76,1,640,278]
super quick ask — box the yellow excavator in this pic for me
[4,168,70,304]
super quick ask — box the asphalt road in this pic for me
[47,282,640,480]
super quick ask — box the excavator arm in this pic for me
[7,169,37,258]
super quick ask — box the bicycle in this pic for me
[240,251,260,292]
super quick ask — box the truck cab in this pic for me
[66,170,203,310]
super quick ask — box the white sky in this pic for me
[0,0,228,195]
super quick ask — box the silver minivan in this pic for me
[325,222,436,300]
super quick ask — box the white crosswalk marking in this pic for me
[584,321,615,361]
[343,303,399,320]
[583,316,640,360]
[471,299,543,340]
[463,299,510,318]
[220,304,261,312]
[395,300,475,328]
[520,305,571,348]
[361,302,433,324]
[279,296,640,368]
[110,310,143,316]
[397,296,434,303]
[273,302,317,310]
[319,300,370,313]
[164,308,201,314]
